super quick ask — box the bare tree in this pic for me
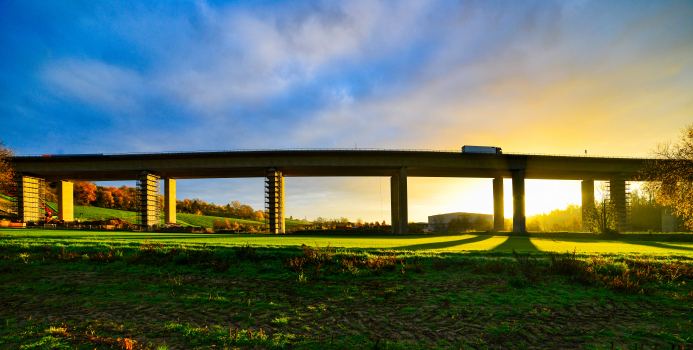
[640,124,693,229]
[584,182,618,234]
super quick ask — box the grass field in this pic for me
[52,205,308,228]
[2,229,693,256]
[1,230,692,349]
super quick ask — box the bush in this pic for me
[511,249,542,284]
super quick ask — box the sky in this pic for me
[1,0,692,222]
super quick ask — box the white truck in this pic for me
[461,145,502,154]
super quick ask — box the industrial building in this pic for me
[428,212,493,232]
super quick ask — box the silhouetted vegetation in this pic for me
[640,123,693,229]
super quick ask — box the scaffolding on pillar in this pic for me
[265,169,283,234]
[136,172,162,230]
[10,175,45,223]
[605,178,631,232]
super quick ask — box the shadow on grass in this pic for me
[392,234,494,250]
[490,236,540,252]
[620,240,693,252]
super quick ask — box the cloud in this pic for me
[291,1,693,155]
[4,0,693,220]
[157,0,443,115]
[42,58,148,113]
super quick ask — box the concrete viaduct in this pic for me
[10,149,647,233]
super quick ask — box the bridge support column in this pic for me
[390,175,399,234]
[164,178,176,224]
[398,167,408,234]
[15,175,44,223]
[581,180,594,232]
[609,174,629,232]
[136,172,161,229]
[266,169,285,234]
[57,181,73,222]
[493,177,504,231]
[512,170,526,232]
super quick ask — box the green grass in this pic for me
[48,204,309,229]
[72,205,140,222]
[176,212,264,227]
[0,234,691,349]
[3,230,693,256]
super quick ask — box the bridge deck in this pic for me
[11,149,648,181]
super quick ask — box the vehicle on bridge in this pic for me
[461,145,502,154]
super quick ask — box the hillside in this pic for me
[50,204,309,229]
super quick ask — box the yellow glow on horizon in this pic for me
[406,178,582,222]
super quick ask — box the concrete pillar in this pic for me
[137,172,161,228]
[266,169,285,234]
[398,167,408,234]
[662,207,677,232]
[493,177,504,231]
[16,175,43,223]
[390,175,399,234]
[164,178,176,224]
[581,180,594,232]
[512,170,526,232]
[609,174,629,232]
[57,181,73,222]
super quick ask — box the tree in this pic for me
[95,188,115,208]
[630,188,663,231]
[640,124,693,229]
[526,218,542,232]
[74,182,97,205]
[213,219,224,231]
[408,222,423,233]
[583,183,618,234]
[447,215,473,233]
[0,140,14,194]
[430,216,446,233]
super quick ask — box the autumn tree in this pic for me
[74,182,97,205]
[95,187,115,208]
[0,140,14,194]
[630,188,664,231]
[640,124,693,229]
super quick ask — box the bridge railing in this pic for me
[14,148,653,160]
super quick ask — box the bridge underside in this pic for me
[25,167,624,182]
[10,151,648,232]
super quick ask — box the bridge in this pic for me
[10,149,648,233]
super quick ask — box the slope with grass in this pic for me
[50,204,269,228]
[177,212,264,227]
[70,204,311,230]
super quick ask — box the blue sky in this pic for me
[2,1,692,222]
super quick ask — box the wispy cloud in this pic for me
[3,0,693,220]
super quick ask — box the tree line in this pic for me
[177,199,264,221]
[312,217,386,229]
[45,182,264,221]
[525,188,688,233]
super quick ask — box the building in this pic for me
[428,212,493,233]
